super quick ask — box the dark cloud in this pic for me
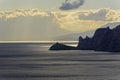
[59,0,84,10]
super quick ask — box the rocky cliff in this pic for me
[50,25,120,52]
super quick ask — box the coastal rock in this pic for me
[78,25,120,52]
[49,25,120,52]
[49,43,76,50]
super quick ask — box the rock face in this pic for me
[50,25,120,52]
[78,25,120,52]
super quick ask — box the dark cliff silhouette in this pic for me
[49,25,120,52]
[50,43,76,50]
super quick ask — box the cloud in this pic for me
[0,9,71,41]
[0,8,120,34]
[78,8,120,22]
[52,8,120,32]
[59,0,84,10]
[0,9,49,19]
[79,8,110,21]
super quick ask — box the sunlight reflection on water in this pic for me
[0,43,120,80]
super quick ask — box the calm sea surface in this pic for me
[0,43,120,80]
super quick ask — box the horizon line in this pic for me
[0,41,78,43]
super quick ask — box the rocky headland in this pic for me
[50,25,120,52]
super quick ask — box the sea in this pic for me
[0,42,120,80]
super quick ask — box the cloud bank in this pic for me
[0,9,70,41]
[0,8,120,40]
[53,8,120,32]
[0,9,49,19]
[0,9,120,30]
[59,0,84,10]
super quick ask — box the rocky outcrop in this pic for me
[78,25,120,52]
[50,25,120,52]
[78,27,112,51]
[50,43,76,50]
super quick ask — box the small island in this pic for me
[50,25,120,52]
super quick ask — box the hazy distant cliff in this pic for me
[50,25,120,52]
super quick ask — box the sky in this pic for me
[0,0,120,10]
[0,0,120,41]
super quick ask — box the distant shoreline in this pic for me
[0,41,78,44]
